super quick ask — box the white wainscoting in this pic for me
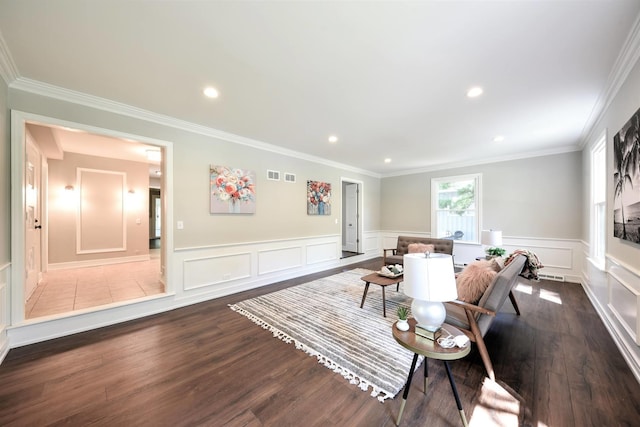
[183,252,253,290]
[363,233,380,254]
[582,243,640,384]
[306,241,338,265]
[0,263,11,364]
[5,234,380,349]
[380,232,582,282]
[172,234,377,306]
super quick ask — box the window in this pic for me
[431,174,482,243]
[591,135,606,265]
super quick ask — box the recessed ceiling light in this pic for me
[203,87,219,98]
[384,158,392,163]
[466,87,483,98]
[328,135,338,143]
[493,135,505,142]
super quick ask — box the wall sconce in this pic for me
[128,189,135,195]
[65,185,74,192]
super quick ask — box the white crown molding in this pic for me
[0,29,19,85]
[9,77,381,178]
[381,144,582,178]
[579,11,640,147]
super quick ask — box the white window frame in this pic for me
[590,133,606,268]
[431,173,482,244]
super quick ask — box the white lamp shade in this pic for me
[481,230,503,247]
[403,253,457,302]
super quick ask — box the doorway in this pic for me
[341,178,363,259]
[150,188,161,249]
[11,112,170,322]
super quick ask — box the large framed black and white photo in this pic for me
[613,107,640,244]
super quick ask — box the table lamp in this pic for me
[403,252,457,340]
[481,229,503,258]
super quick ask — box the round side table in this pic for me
[392,318,471,426]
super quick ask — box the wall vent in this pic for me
[284,172,296,183]
[267,170,280,181]
[538,273,565,282]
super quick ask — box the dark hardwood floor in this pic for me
[1,258,639,426]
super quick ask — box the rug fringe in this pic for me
[229,303,394,402]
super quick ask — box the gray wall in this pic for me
[380,151,583,239]
[583,53,640,269]
[8,89,381,250]
[0,77,8,265]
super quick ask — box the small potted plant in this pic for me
[396,306,410,331]
[485,247,506,259]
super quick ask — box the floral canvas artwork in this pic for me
[210,165,256,214]
[307,180,331,215]
[613,107,640,244]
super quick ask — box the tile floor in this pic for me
[25,251,164,319]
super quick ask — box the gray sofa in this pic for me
[383,236,454,265]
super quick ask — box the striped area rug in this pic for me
[229,268,421,401]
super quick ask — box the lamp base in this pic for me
[410,299,447,338]
[415,324,442,341]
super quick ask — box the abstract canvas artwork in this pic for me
[210,165,256,214]
[307,180,331,215]
[613,107,640,244]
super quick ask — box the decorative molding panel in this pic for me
[306,241,338,265]
[183,253,251,290]
[258,246,303,275]
[0,263,11,364]
[609,261,640,345]
[77,168,126,254]
[582,255,640,384]
[504,244,573,269]
[364,234,379,253]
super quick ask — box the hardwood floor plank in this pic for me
[1,258,639,426]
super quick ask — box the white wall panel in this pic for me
[583,251,640,384]
[258,246,302,275]
[609,277,639,344]
[0,263,10,364]
[306,241,338,265]
[609,261,640,345]
[183,252,251,290]
[363,233,379,253]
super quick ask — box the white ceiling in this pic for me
[2,1,640,176]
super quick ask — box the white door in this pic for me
[154,195,161,238]
[25,136,42,302]
[344,183,358,252]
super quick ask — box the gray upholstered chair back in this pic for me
[475,254,526,336]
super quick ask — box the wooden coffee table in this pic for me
[359,272,403,317]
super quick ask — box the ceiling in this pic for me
[1,1,640,176]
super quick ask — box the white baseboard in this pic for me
[0,333,8,365]
[48,254,151,270]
